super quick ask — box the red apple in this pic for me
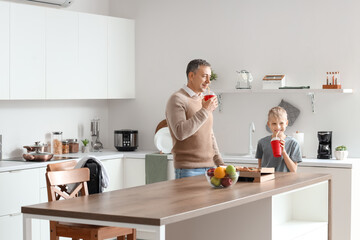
[207,168,215,177]
[221,177,233,187]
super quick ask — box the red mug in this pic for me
[271,138,282,157]
[204,94,215,101]
[204,90,215,101]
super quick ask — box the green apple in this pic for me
[210,176,221,187]
[226,165,236,175]
[230,174,238,183]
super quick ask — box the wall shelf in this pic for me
[214,88,353,94]
[214,88,353,113]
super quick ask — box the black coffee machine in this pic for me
[317,131,332,159]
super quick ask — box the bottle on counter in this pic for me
[52,132,63,155]
[68,139,79,153]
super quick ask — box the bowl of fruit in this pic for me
[205,165,239,188]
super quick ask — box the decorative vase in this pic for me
[334,151,348,160]
[82,146,90,153]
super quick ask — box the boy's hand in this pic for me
[280,140,286,155]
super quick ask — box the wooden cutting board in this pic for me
[155,119,168,134]
[236,167,275,183]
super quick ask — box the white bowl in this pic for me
[335,151,348,160]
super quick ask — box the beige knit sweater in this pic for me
[165,88,223,169]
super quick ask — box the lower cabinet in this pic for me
[123,157,146,188]
[102,158,124,192]
[0,168,42,239]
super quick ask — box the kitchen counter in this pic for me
[1,149,359,172]
[22,172,332,240]
[0,150,158,172]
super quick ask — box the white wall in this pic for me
[108,0,360,158]
[0,0,110,158]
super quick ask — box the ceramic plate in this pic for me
[154,127,172,154]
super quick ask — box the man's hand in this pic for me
[202,96,218,112]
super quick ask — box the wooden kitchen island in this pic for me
[22,172,331,240]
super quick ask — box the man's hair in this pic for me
[268,106,288,120]
[186,59,211,79]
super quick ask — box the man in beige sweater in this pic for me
[166,59,224,179]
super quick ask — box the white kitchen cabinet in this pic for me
[0,168,41,239]
[123,157,145,188]
[78,12,108,99]
[102,158,124,192]
[0,1,9,100]
[0,168,40,216]
[108,17,135,99]
[10,3,46,100]
[0,214,41,240]
[45,8,79,99]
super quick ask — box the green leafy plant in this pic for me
[335,145,347,151]
[81,139,89,147]
[210,71,218,81]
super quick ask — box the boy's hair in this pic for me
[268,106,288,120]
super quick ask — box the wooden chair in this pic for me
[46,161,136,240]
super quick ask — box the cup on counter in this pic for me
[271,137,282,157]
[204,90,215,101]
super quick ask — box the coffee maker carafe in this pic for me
[317,131,332,159]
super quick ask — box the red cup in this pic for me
[204,90,215,101]
[271,139,282,157]
[204,94,215,101]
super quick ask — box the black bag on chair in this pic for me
[83,159,102,194]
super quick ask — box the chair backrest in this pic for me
[46,160,78,201]
[47,160,77,172]
[46,168,90,202]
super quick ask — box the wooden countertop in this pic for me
[22,172,331,226]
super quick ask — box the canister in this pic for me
[52,132,63,155]
[62,140,69,154]
[68,139,79,153]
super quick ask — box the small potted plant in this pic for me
[210,70,218,81]
[334,145,348,160]
[81,139,90,153]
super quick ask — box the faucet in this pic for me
[249,122,256,156]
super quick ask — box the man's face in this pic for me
[267,115,288,136]
[187,65,211,94]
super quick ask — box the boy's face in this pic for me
[267,115,288,135]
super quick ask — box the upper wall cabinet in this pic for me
[10,3,46,100]
[78,13,108,99]
[108,17,135,99]
[46,9,79,99]
[4,3,135,100]
[0,2,9,100]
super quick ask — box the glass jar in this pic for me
[62,140,69,154]
[68,139,79,153]
[52,132,63,155]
